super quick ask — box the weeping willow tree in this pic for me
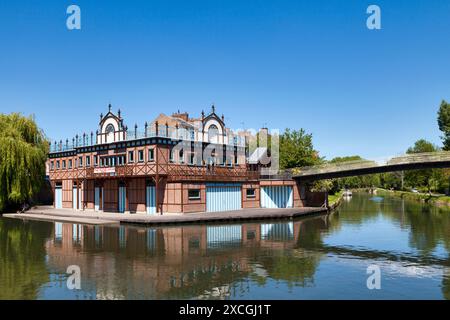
[0,113,48,212]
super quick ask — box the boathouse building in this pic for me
[47,105,323,214]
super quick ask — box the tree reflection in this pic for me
[0,218,52,299]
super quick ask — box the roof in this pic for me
[248,147,269,164]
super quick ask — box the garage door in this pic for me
[260,186,293,208]
[206,183,242,212]
[146,185,156,215]
[55,185,62,209]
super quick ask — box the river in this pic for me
[0,192,449,299]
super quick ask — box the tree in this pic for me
[279,128,320,169]
[0,113,48,212]
[404,139,439,192]
[437,100,450,150]
[328,156,380,192]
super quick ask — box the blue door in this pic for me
[118,186,126,213]
[260,186,293,208]
[146,185,156,215]
[55,186,62,209]
[94,187,102,211]
[206,183,242,212]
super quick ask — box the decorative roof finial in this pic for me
[221,114,224,122]
[118,108,121,117]
[100,113,103,120]
[201,110,205,119]
[211,104,215,113]
[108,103,112,112]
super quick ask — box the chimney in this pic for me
[172,111,189,122]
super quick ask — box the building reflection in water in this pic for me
[47,217,326,299]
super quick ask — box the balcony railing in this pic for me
[50,126,246,153]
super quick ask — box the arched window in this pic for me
[208,124,219,143]
[105,124,115,134]
[105,124,115,142]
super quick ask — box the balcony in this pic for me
[49,126,246,153]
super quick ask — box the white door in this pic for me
[206,184,242,212]
[146,185,156,215]
[55,186,62,209]
[94,187,101,211]
[72,186,78,209]
[260,186,293,208]
[118,185,126,213]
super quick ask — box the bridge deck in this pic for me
[292,152,450,181]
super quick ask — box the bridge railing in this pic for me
[293,160,379,176]
[293,151,450,177]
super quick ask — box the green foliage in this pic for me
[0,219,51,299]
[328,156,380,193]
[438,100,450,150]
[406,139,438,154]
[379,172,403,190]
[311,179,333,192]
[404,139,441,192]
[279,128,320,169]
[0,113,48,212]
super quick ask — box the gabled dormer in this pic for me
[201,104,226,144]
[97,104,127,144]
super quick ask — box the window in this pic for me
[169,149,174,163]
[78,157,83,167]
[94,156,98,166]
[208,124,219,143]
[50,161,54,170]
[246,188,256,198]
[189,153,194,165]
[105,124,115,134]
[86,156,91,167]
[62,160,66,169]
[128,151,134,163]
[179,150,184,163]
[56,161,60,169]
[68,159,72,169]
[148,149,154,162]
[119,155,125,165]
[188,189,201,200]
[138,150,144,162]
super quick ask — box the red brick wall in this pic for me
[162,183,183,213]
[242,183,260,208]
[182,183,206,213]
[103,180,118,212]
[128,178,146,213]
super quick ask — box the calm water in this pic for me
[1,193,450,300]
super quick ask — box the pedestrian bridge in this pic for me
[292,152,450,182]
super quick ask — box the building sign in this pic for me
[94,167,116,174]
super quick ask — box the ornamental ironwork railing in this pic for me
[50,126,246,153]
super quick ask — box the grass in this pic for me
[328,190,343,207]
[376,188,450,206]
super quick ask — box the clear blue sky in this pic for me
[1,0,450,160]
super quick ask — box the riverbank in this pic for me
[3,206,328,226]
[328,190,344,211]
[376,188,450,208]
